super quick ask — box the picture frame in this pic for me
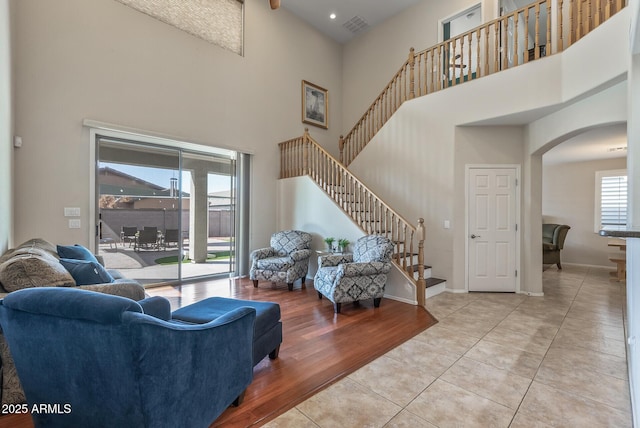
[301,80,328,129]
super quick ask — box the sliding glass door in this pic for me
[95,135,239,286]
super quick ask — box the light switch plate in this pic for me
[64,207,81,217]
[68,219,81,229]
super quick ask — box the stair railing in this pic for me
[339,0,626,166]
[280,129,428,306]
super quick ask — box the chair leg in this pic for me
[252,280,258,288]
[233,390,246,407]
[333,302,341,313]
[269,345,280,360]
[373,298,382,308]
[317,291,323,299]
[288,283,293,291]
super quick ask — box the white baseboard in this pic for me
[518,290,545,297]
[383,294,418,305]
[444,288,468,294]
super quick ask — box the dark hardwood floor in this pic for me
[0,277,437,428]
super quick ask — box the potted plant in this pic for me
[323,237,335,252]
[337,238,350,253]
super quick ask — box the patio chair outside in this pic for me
[163,229,180,250]
[135,228,159,251]
[121,227,138,247]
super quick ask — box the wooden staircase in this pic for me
[279,130,430,305]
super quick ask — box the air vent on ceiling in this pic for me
[343,15,369,34]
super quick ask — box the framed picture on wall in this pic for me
[302,80,328,129]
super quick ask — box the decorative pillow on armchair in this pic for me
[59,258,114,285]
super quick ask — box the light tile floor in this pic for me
[264,264,631,427]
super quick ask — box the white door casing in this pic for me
[467,166,519,292]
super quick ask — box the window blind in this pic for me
[600,174,627,226]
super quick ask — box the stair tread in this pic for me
[426,277,446,288]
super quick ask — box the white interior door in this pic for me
[468,167,518,292]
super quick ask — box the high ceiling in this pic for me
[281,0,422,44]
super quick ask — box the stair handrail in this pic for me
[280,129,427,306]
[339,0,626,166]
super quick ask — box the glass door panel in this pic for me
[96,139,181,285]
[181,152,236,280]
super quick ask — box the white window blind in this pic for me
[595,169,627,231]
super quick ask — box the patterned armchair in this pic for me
[250,230,312,291]
[314,235,394,313]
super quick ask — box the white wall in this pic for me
[10,0,343,250]
[0,0,11,253]
[453,126,525,291]
[278,176,416,304]
[543,157,627,267]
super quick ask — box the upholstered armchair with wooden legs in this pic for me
[542,223,571,269]
[250,230,312,291]
[314,235,394,313]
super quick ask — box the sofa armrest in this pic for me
[250,247,277,261]
[290,249,311,262]
[138,296,171,321]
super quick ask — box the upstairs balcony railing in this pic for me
[280,129,428,306]
[339,0,626,166]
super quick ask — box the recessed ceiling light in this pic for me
[329,13,336,20]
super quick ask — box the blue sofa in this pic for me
[0,287,255,428]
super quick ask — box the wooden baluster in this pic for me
[408,47,416,99]
[494,22,500,72]
[451,40,457,86]
[436,45,442,91]
[459,36,464,84]
[595,0,601,26]
[338,135,344,165]
[416,218,426,307]
[577,0,582,40]
[503,17,509,68]
[483,26,489,76]
[546,0,552,54]
[302,138,309,176]
[558,0,564,52]
[524,8,530,63]
[514,12,519,66]
[467,33,472,80]
[587,0,592,33]
[475,30,481,78]
[605,0,611,20]
[420,51,429,96]
[569,0,575,44]
[535,4,541,59]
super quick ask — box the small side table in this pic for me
[608,238,626,282]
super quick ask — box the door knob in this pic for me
[471,234,480,239]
